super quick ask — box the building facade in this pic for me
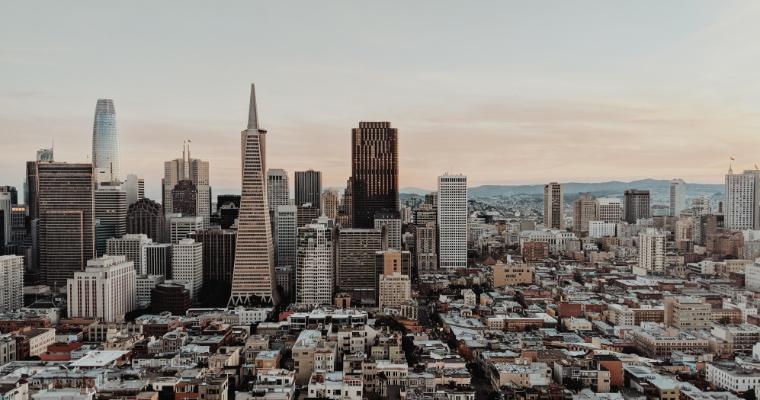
[437,174,468,269]
[266,169,290,212]
[624,189,651,223]
[295,170,322,208]
[350,122,399,228]
[669,179,686,217]
[127,198,165,243]
[543,182,564,230]
[336,228,384,306]
[0,255,23,312]
[94,186,127,256]
[66,255,136,322]
[172,238,203,301]
[295,222,333,306]
[91,99,120,184]
[163,142,210,226]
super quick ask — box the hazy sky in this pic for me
[3,1,760,199]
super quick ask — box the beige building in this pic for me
[572,193,597,235]
[292,330,337,385]
[67,255,136,322]
[490,261,533,287]
[543,182,564,230]
[664,296,711,330]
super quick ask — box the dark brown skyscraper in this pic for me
[127,198,166,243]
[295,170,322,208]
[350,122,399,228]
[624,189,651,223]
[171,180,198,216]
[36,162,95,288]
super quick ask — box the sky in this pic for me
[3,1,760,200]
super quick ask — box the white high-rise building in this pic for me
[725,168,760,230]
[168,214,203,244]
[638,228,666,274]
[172,238,203,301]
[596,198,622,223]
[670,179,686,217]
[67,255,136,322]
[0,255,23,312]
[437,174,468,269]
[123,174,145,207]
[276,205,298,268]
[136,274,165,308]
[106,234,152,275]
[267,169,290,212]
[588,221,616,239]
[163,142,210,226]
[295,221,333,306]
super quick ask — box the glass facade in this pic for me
[92,99,120,183]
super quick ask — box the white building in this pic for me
[106,233,152,275]
[296,222,333,306]
[267,169,290,213]
[168,214,203,244]
[172,239,203,301]
[669,179,686,217]
[596,198,622,223]
[746,260,760,291]
[234,307,272,324]
[706,363,760,393]
[276,205,298,268]
[638,228,666,274]
[438,174,468,269]
[136,274,165,308]
[588,221,616,239]
[123,174,144,207]
[307,372,362,400]
[0,255,24,312]
[725,168,760,230]
[519,229,579,255]
[67,255,136,322]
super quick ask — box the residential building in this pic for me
[596,198,622,223]
[725,168,760,230]
[0,255,23,312]
[664,296,711,330]
[438,174,468,269]
[638,228,666,274]
[543,182,564,229]
[296,221,333,306]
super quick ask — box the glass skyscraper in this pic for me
[92,99,120,184]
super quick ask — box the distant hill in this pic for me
[465,179,723,198]
[399,187,433,195]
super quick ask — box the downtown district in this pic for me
[0,84,760,400]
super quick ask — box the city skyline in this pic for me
[4,2,760,197]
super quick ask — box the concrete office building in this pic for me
[276,205,298,269]
[437,174,468,269]
[543,182,564,230]
[106,234,151,275]
[94,185,126,256]
[172,238,203,301]
[0,255,24,312]
[725,168,760,230]
[295,221,333,306]
[163,141,210,226]
[168,214,203,244]
[91,99,120,184]
[624,189,651,223]
[123,174,144,207]
[596,198,622,223]
[145,243,172,277]
[321,190,339,220]
[669,179,686,217]
[336,228,384,306]
[67,255,136,322]
[572,193,597,235]
[267,169,290,212]
[127,198,165,243]
[374,211,402,250]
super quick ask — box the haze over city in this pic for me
[4,1,760,198]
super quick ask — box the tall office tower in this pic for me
[106,234,151,275]
[229,84,279,306]
[36,163,95,288]
[296,204,320,228]
[351,122,399,228]
[725,168,760,230]
[0,193,10,246]
[596,198,622,223]
[295,221,333,306]
[0,255,23,312]
[171,180,198,216]
[374,211,402,250]
[692,196,712,216]
[94,186,127,256]
[145,243,172,277]
[9,205,29,248]
[638,228,666,274]
[67,255,136,322]
[190,228,236,305]
[0,186,18,206]
[572,193,598,235]
[413,222,437,276]
[275,265,293,298]
[267,169,290,212]
[376,249,411,309]
[172,238,203,301]
[295,170,322,208]
[276,205,298,268]
[25,149,54,219]
[543,182,564,229]
[437,174,467,269]
[425,192,438,209]
[167,215,203,244]
[624,189,651,223]
[163,142,210,226]
[670,179,687,217]
[92,99,120,184]
[123,174,145,207]
[321,190,339,220]
[336,228,384,306]
[127,198,165,243]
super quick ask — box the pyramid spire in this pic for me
[247,83,258,130]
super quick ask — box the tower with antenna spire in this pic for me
[229,83,280,306]
[162,140,210,226]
